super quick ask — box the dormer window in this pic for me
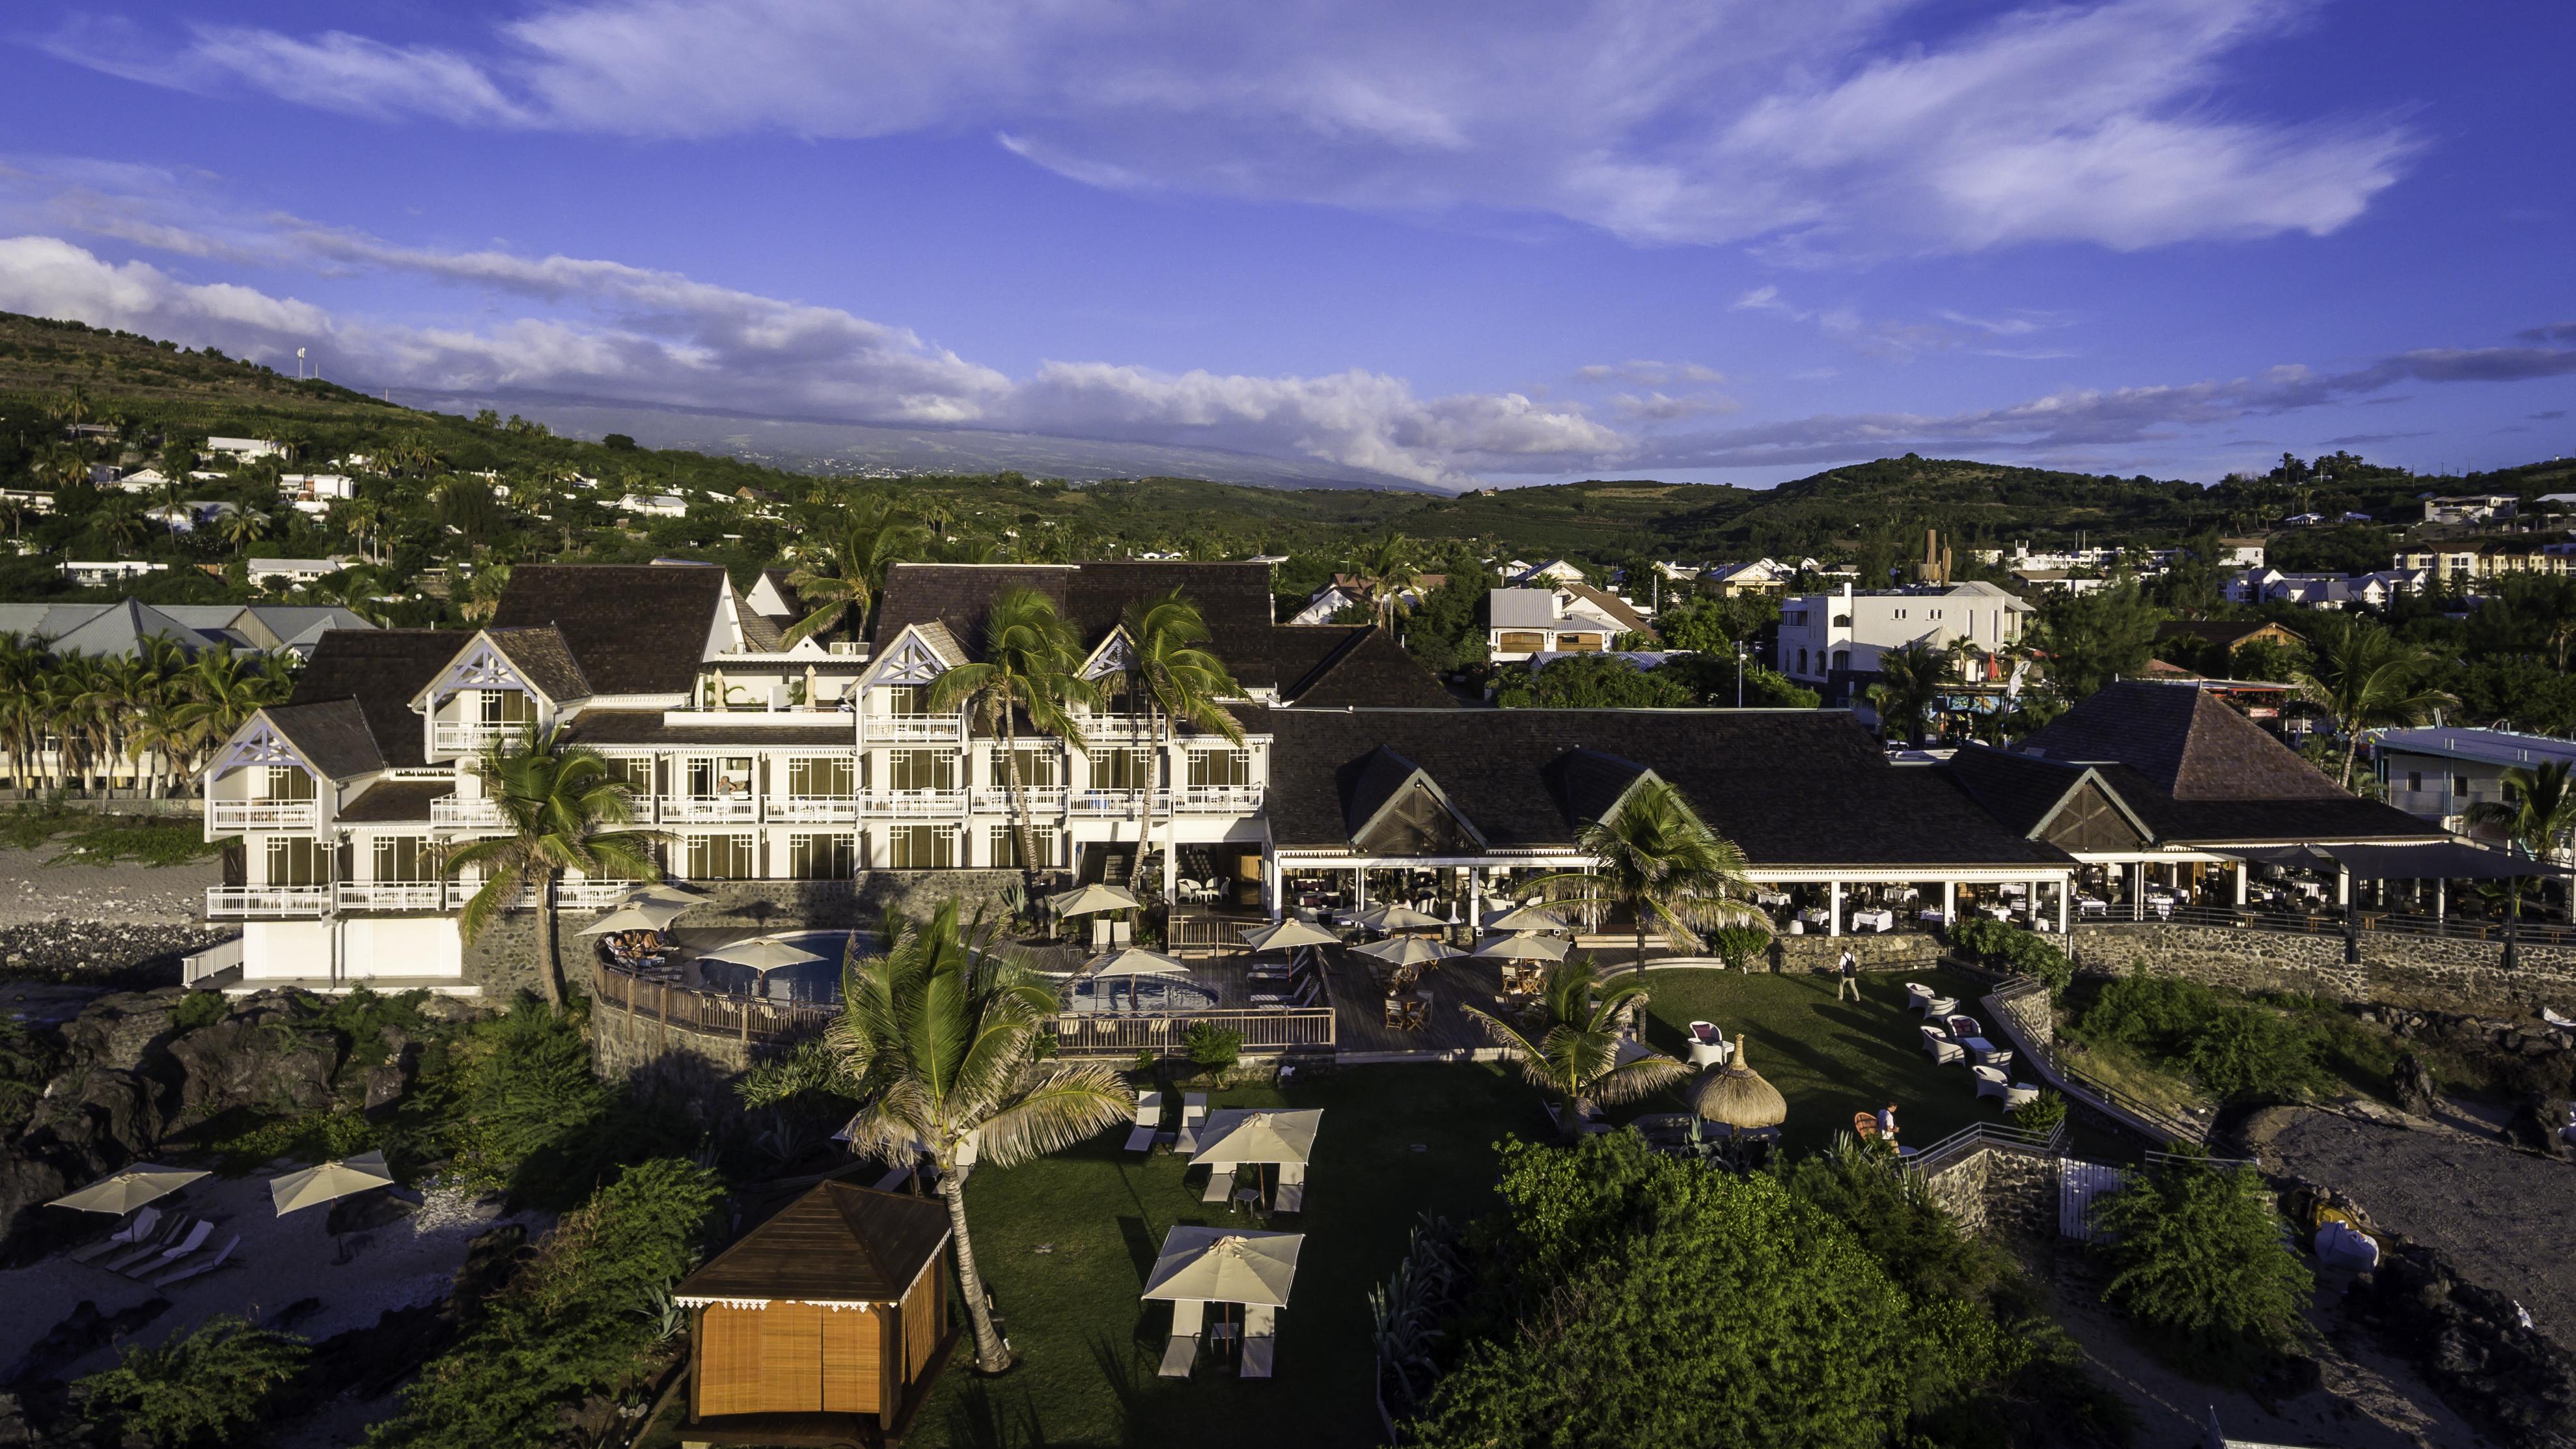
[478,689,535,730]
[885,684,931,716]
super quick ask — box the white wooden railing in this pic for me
[1068,790,1147,816]
[207,799,317,831]
[182,936,243,987]
[861,715,966,743]
[556,879,643,908]
[432,721,515,754]
[973,787,1066,813]
[1163,786,1264,813]
[206,886,331,917]
[861,790,969,818]
[661,795,763,823]
[335,882,449,911]
[773,797,860,822]
[430,795,505,827]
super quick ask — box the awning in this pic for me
[2210,842,2546,879]
[2208,846,2333,871]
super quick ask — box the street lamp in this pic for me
[1735,640,1747,708]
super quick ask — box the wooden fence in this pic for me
[590,960,836,1046]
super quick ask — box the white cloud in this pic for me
[46,0,2413,254]
[0,235,330,344]
[1574,359,1724,387]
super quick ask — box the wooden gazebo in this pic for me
[674,1183,957,1445]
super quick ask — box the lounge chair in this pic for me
[1920,1025,1963,1066]
[1972,1066,2038,1110]
[1274,1163,1306,1214]
[1200,1163,1237,1204]
[1158,1301,1204,1377]
[68,1207,162,1265]
[1924,994,1959,1017]
[151,1234,237,1289]
[1970,1042,2015,1071]
[101,1218,205,1276]
[1904,982,1934,1014]
[1241,1304,1277,1379]
[1174,1094,1209,1155]
[1686,1021,1728,1068]
[1125,1091,1165,1153]
[1945,1014,1985,1041]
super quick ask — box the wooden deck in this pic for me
[1320,946,1512,1059]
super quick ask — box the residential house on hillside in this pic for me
[2223,568,2426,609]
[2391,540,2573,585]
[1284,573,1446,627]
[204,437,284,460]
[1777,581,2030,702]
[1487,585,1653,663]
[0,600,374,660]
[614,492,690,518]
[245,557,359,590]
[58,560,167,587]
[1699,558,1797,596]
[2422,494,2517,526]
[1513,560,1585,586]
[2367,726,2576,846]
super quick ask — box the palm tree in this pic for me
[1348,531,1419,631]
[459,563,513,625]
[1115,590,1247,892]
[762,901,1132,1372]
[221,506,270,557]
[173,646,292,771]
[1461,958,1689,1141]
[2468,761,2576,964]
[2293,618,2454,790]
[1864,639,1958,745]
[782,497,924,647]
[1536,777,1765,963]
[927,587,1097,886]
[442,726,664,1008]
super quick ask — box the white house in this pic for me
[2422,494,2516,527]
[1515,559,1586,587]
[206,437,286,460]
[614,493,690,518]
[113,467,169,494]
[144,501,238,532]
[59,560,171,586]
[1777,581,2030,698]
[246,557,358,589]
[1487,585,1653,663]
[1699,559,1797,596]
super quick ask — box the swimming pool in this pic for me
[1061,976,1221,1015]
[692,929,878,1006]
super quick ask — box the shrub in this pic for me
[2185,1008,2325,1101]
[1706,924,1771,972]
[1950,918,2074,997]
[1184,1021,1241,1071]
[2012,1088,2069,1136]
[169,991,227,1034]
[0,1017,63,1124]
[2090,1152,2312,1366]
[77,1314,310,1446]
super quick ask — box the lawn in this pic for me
[900,1062,1536,1449]
[1628,965,2017,1156]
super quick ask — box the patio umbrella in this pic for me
[1188,1109,1323,1167]
[1083,947,1194,979]
[1482,903,1569,933]
[619,881,710,907]
[699,935,827,973]
[1353,902,1445,933]
[270,1150,396,1216]
[1354,935,1459,967]
[578,901,687,935]
[1472,932,1568,962]
[49,1164,208,1215]
[1692,1036,1787,1132]
[1139,1226,1306,1308]
[1239,918,1339,953]
[1049,882,1143,917]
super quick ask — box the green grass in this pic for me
[899,1064,1533,1449]
[1629,966,2020,1156]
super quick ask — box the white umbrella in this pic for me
[1355,935,1459,967]
[1188,1109,1323,1167]
[1353,902,1445,933]
[699,935,827,973]
[270,1150,396,1216]
[579,901,686,935]
[49,1165,208,1215]
[1083,947,1193,980]
[1473,932,1569,962]
[1049,882,1143,917]
[1139,1226,1305,1307]
[620,881,709,907]
[1239,918,1339,953]
[1482,903,1569,933]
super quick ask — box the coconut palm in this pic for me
[2293,618,2454,790]
[458,562,513,625]
[172,647,292,769]
[1461,958,1689,1141]
[220,506,270,556]
[443,726,664,1008]
[1348,531,1420,630]
[1864,638,1958,745]
[927,587,1098,885]
[779,901,1133,1372]
[1535,777,1765,963]
[782,497,924,647]
[1114,589,1247,891]
[2468,761,2576,963]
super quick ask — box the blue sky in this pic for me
[1,0,2570,490]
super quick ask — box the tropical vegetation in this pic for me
[1460,958,1688,1139]
[76,1314,312,1448]
[1537,776,1764,961]
[0,633,293,795]
[2293,615,2455,789]
[2090,1151,2314,1370]
[926,584,1098,880]
[2465,760,2576,949]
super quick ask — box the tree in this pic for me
[926,586,1097,885]
[1115,588,1247,891]
[77,1314,310,1448]
[1460,958,1689,1139]
[1348,529,1420,631]
[2293,616,2454,789]
[1536,777,1764,962]
[1494,654,1690,708]
[2026,579,2161,700]
[220,506,270,555]
[754,902,1132,1372]
[172,646,294,775]
[782,496,923,646]
[443,726,663,1008]
[1863,637,1962,743]
[2090,1153,2312,1360]
[458,562,513,625]
[2467,761,2576,958]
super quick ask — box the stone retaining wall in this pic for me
[2071,922,2576,1015]
[1773,932,1943,974]
[1919,1144,2060,1241]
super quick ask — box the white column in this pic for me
[1264,854,1284,921]
[2234,862,2249,907]
[1469,869,1484,932]
[1353,866,1368,912]
[2337,867,2350,907]
[1941,880,1956,926]
[1827,880,1842,937]
[2057,881,2069,934]
[2435,878,2446,921]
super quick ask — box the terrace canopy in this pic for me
[580,901,687,935]
[1239,918,1339,954]
[699,935,828,973]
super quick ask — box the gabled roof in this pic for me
[1271,626,1456,708]
[488,564,727,695]
[2017,681,2342,801]
[674,1183,950,1308]
[1561,582,1654,639]
[2153,619,2303,650]
[874,562,1286,689]
[292,629,465,771]
[46,599,212,657]
[337,780,454,823]
[260,700,386,779]
[1545,747,1659,831]
[486,628,594,704]
[1945,747,2153,843]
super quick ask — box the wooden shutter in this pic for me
[821,1306,882,1413]
[694,1306,764,1418]
[756,1301,825,1412]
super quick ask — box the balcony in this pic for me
[1068,790,1147,817]
[1074,715,1156,742]
[335,882,450,911]
[206,886,331,918]
[207,798,317,831]
[661,795,763,823]
[1165,786,1264,814]
[556,879,643,908]
[861,714,966,743]
[430,795,505,827]
[974,787,1066,814]
[432,721,516,754]
[860,790,969,818]
[773,797,859,822]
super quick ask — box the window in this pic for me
[687,756,756,799]
[887,824,956,869]
[2454,774,2470,795]
[885,684,930,716]
[1928,609,1943,620]
[2407,771,2422,793]
[603,755,654,794]
[1892,608,1907,619]
[890,749,955,792]
[372,835,434,882]
[477,689,534,728]
[1831,650,1849,670]
[1090,748,1152,790]
[1557,633,1602,652]
[266,836,329,887]
[1496,630,1546,654]
[686,834,756,879]
[1796,648,1809,674]
[260,765,316,801]
[787,833,855,881]
[1188,749,1253,788]
[987,746,1058,789]
[787,756,856,799]
[987,823,1057,869]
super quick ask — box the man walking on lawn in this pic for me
[1837,946,1859,1001]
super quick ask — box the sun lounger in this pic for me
[1274,1163,1306,1214]
[1241,1304,1277,1379]
[2543,1006,2576,1035]
[1200,1163,1236,1204]
[1174,1094,1208,1155]
[99,1217,202,1275]
[150,1234,237,1289]
[1969,1042,2014,1071]
[1157,1301,1204,1378]
[1125,1091,1164,1153]
[68,1207,162,1265]
[1920,1025,1963,1066]
[120,1218,212,1278]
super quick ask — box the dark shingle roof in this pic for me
[676,1183,949,1306]
[262,700,385,779]
[874,562,1293,689]
[2153,620,2303,650]
[2019,682,2343,801]
[488,628,592,703]
[560,710,855,749]
[1269,708,2070,867]
[1562,581,1655,640]
[1272,626,1458,708]
[1945,746,2092,836]
[335,780,453,823]
[488,564,725,696]
[290,629,461,770]
[2088,763,2438,845]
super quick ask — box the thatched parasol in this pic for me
[1691,1035,1786,1131]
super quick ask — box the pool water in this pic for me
[693,930,876,1006]
[1062,977,1220,1015]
